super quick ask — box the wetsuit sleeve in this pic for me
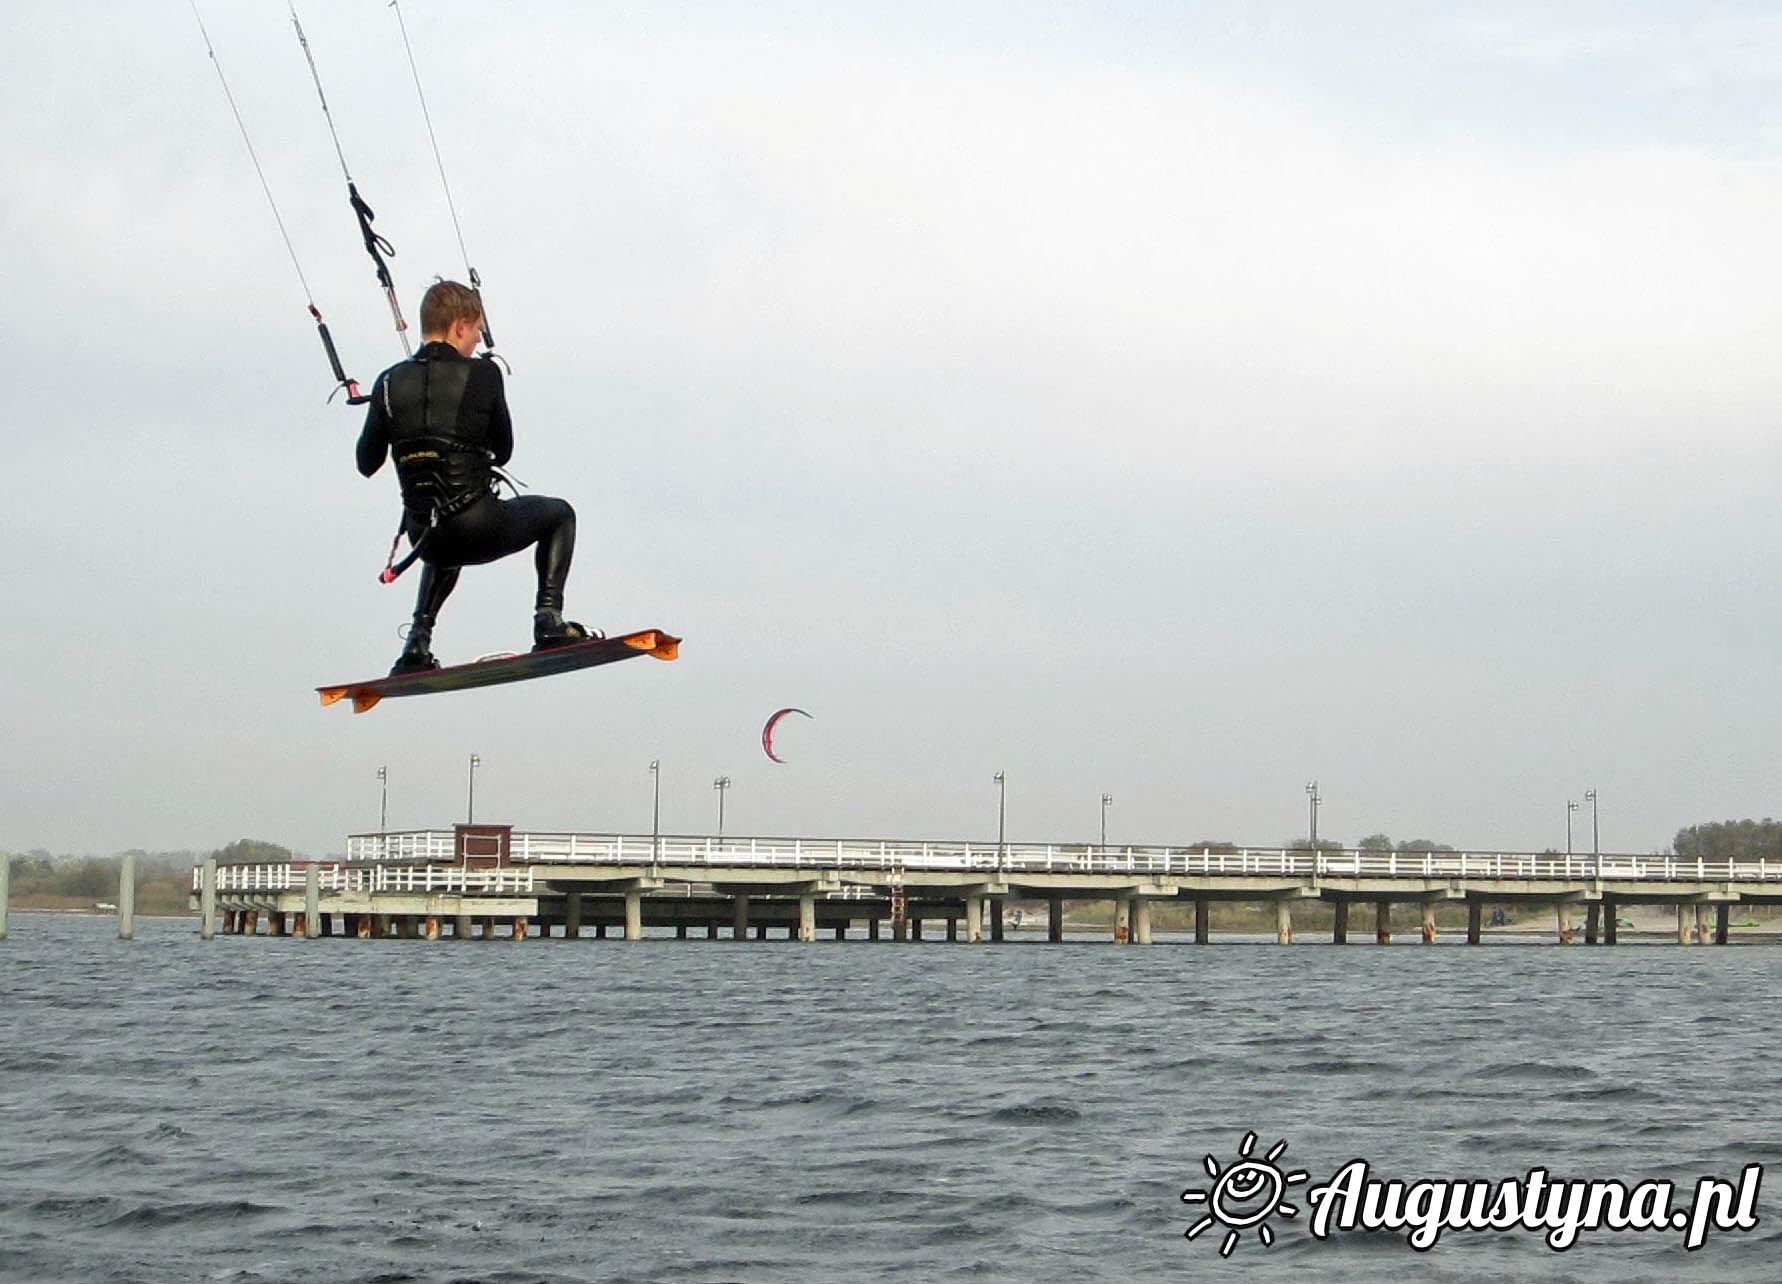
[486,364,514,467]
[356,374,390,477]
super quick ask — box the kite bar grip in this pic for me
[311,309,367,405]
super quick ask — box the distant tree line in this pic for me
[2,839,298,914]
[1673,820,1782,862]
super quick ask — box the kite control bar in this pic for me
[311,304,367,404]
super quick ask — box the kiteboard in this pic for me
[317,628,680,713]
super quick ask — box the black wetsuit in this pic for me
[356,341,576,625]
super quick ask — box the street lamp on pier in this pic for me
[649,759,661,861]
[1306,779,1321,871]
[714,775,731,839]
[1585,788,1600,879]
[994,771,1006,867]
[466,754,480,824]
[1566,799,1578,858]
[1100,792,1113,848]
[377,764,388,832]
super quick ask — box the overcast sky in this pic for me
[5,2,1781,858]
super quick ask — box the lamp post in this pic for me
[649,759,661,862]
[994,771,1006,867]
[377,764,388,832]
[714,775,731,839]
[466,754,481,824]
[1306,779,1321,870]
[1585,788,1599,879]
[1566,799,1578,858]
[1100,792,1113,848]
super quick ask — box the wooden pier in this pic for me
[184,825,1782,946]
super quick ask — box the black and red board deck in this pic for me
[318,628,680,713]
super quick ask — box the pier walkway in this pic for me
[188,825,1782,945]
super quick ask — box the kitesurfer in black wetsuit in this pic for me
[356,280,590,673]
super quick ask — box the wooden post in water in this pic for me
[1715,903,1730,945]
[675,923,688,940]
[0,852,10,940]
[733,894,749,941]
[1375,901,1391,945]
[1603,897,1617,945]
[304,865,321,939]
[564,891,582,940]
[707,922,719,939]
[1275,898,1292,945]
[990,899,1004,942]
[1047,895,1063,943]
[869,915,881,941]
[1585,902,1600,945]
[945,916,958,942]
[624,889,643,941]
[200,858,217,940]
[1194,898,1209,945]
[1466,901,1482,945]
[1332,899,1349,945]
[117,852,137,941]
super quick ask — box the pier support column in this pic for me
[1603,898,1617,945]
[1047,896,1063,943]
[512,917,528,941]
[946,917,958,942]
[1194,898,1210,945]
[1133,898,1153,945]
[1113,897,1130,944]
[733,895,749,941]
[356,914,372,940]
[1557,904,1573,945]
[991,899,1004,942]
[480,916,496,939]
[1420,901,1437,944]
[624,889,643,941]
[242,909,259,935]
[0,852,9,940]
[674,924,688,939]
[565,892,582,940]
[1466,901,1481,945]
[834,924,847,940]
[1375,901,1391,945]
[965,896,982,943]
[1715,903,1730,945]
[422,916,440,941]
[118,852,137,941]
[270,912,288,938]
[454,914,473,939]
[1275,899,1292,945]
[1585,903,1600,945]
[595,922,609,939]
[756,923,768,940]
[1694,903,1709,946]
[869,915,881,941]
[798,893,816,943]
[1333,900,1349,945]
[304,865,321,939]
[1677,904,1690,946]
[200,857,217,941]
[707,923,719,939]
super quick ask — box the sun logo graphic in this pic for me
[1181,1131,1310,1256]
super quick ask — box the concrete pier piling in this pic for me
[1112,897,1130,944]
[1466,901,1482,944]
[304,865,321,939]
[1275,899,1292,944]
[965,896,982,943]
[1193,898,1209,945]
[1133,898,1152,945]
[1604,899,1618,945]
[1678,905,1690,945]
[1716,903,1730,945]
[118,852,137,941]
[199,858,216,940]
[1585,902,1600,945]
[733,894,749,940]
[1420,901,1437,944]
[798,893,816,942]
[565,892,582,939]
[1,852,13,940]
[1375,901,1391,945]
[990,899,1004,942]
[624,889,642,941]
[1047,896,1063,943]
[1332,900,1349,945]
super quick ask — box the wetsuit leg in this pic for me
[426,495,578,609]
[413,563,461,622]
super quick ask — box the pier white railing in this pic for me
[194,863,534,895]
[328,832,1782,885]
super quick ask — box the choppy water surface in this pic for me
[1,914,1778,1282]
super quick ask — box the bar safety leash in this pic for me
[389,0,502,363]
[190,1,367,404]
[289,1,412,356]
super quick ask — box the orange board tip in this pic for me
[318,686,349,707]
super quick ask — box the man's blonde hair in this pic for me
[420,280,483,335]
